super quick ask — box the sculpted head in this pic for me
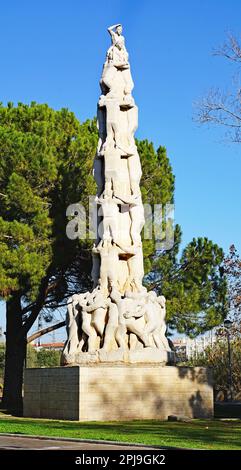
[116,24,123,35]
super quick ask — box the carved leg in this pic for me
[102,303,118,351]
[64,302,80,355]
[144,318,158,336]
[91,308,106,337]
[82,311,98,353]
[160,325,170,350]
[126,319,151,347]
[153,326,170,350]
[152,330,163,349]
[115,324,127,349]
[104,120,115,150]
[106,267,118,290]
[110,218,119,244]
[99,266,108,292]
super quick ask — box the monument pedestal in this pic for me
[64,348,174,365]
[23,365,213,421]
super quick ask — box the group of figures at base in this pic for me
[62,281,170,364]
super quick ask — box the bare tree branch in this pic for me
[194,33,241,144]
[27,320,66,343]
[213,33,241,64]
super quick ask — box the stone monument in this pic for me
[23,25,213,421]
[61,23,172,366]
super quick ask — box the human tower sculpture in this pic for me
[62,25,171,364]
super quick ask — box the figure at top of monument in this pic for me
[100,23,134,104]
[107,24,129,69]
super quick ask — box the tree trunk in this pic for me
[2,295,26,416]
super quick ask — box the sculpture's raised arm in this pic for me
[81,297,109,312]
[108,24,121,33]
[107,24,122,45]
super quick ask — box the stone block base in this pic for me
[23,365,213,421]
[69,348,174,365]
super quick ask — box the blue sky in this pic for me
[0,0,241,333]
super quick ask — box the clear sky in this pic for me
[0,0,241,333]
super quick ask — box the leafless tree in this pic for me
[195,33,241,143]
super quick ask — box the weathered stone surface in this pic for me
[23,365,213,421]
[128,348,171,364]
[64,348,175,364]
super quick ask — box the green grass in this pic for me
[0,413,241,449]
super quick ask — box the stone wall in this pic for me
[23,365,213,421]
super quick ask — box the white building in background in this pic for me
[32,342,64,351]
[172,330,217,361]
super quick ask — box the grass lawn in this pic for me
[0,412,241,449]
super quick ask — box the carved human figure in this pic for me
[107,25,134,103]
[93,240,136,292]
[93,240,118,292]
[96,189,119,243]
[100,24,134,106]
[99,95,120,152]
[123,287,148,349]
[107,24,129,69]
[154,294,170,351]
[103,148,124,195]
[109,283,149,348]
[63,293,89,357]
[100,191,139,248]
[124,291,170,351]
[100,63,125,100]
[99,95,135,156]
[78,304,98,353]
[78,286,109,352]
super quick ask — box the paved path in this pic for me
[0,435,156,450]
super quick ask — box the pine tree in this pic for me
[0,103,97,413]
